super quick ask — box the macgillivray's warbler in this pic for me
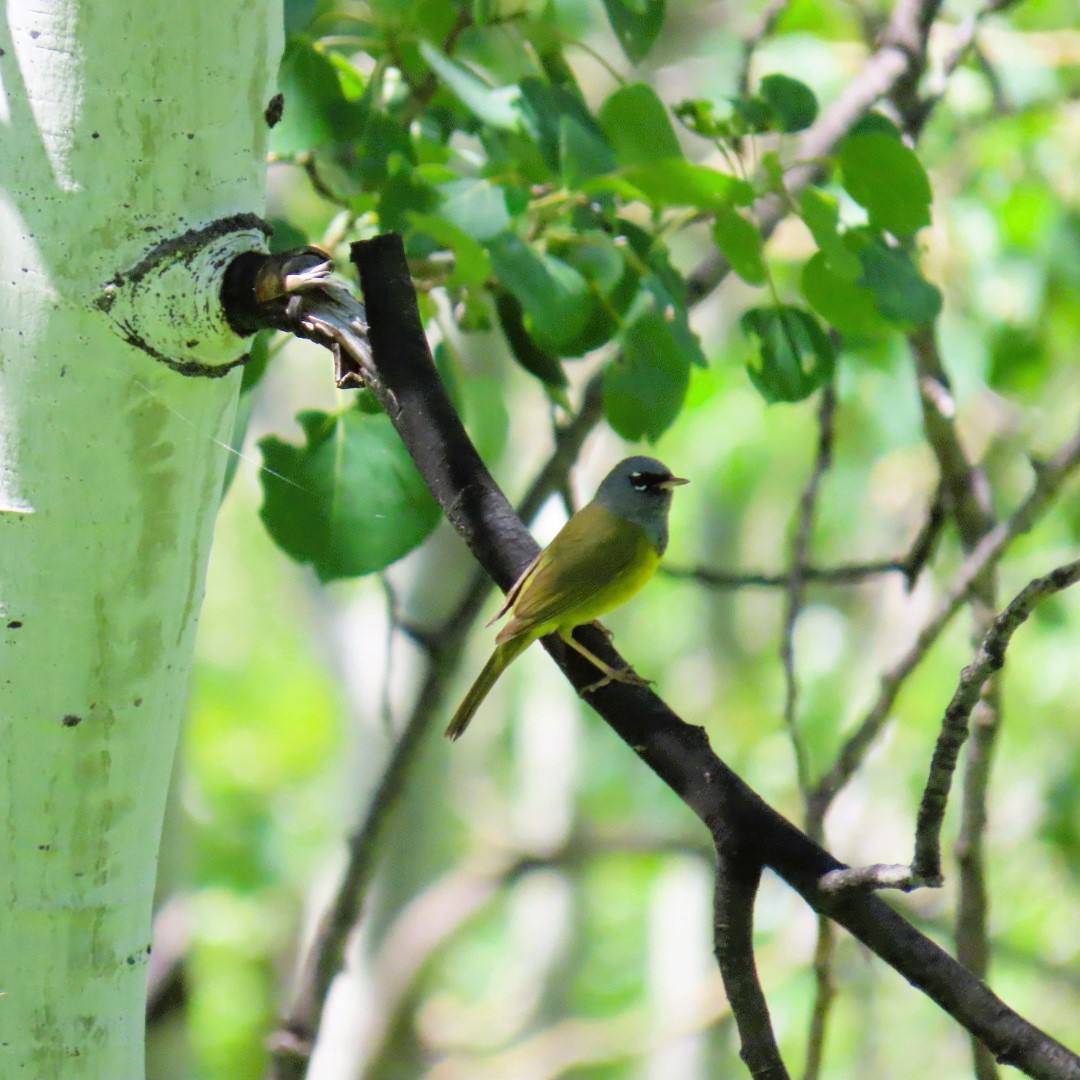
[446,456,688,740]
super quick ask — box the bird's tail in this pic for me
[445,635,531,740]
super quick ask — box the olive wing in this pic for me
[496,503,653,639]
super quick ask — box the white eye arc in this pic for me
[629,469,670,492]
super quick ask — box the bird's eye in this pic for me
[629,470,667,492]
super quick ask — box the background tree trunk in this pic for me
[0,3,280,1076]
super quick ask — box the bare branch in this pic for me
[663,559,903,589]
[714,852,791,1080]
[906,250,1001,1080]
[819,863,923,894]
[782,386,836,799]
[665,483,944,593]
[736,0,793,97]
[813,557,1080,897]
[802,917,836,1080]
[912,557,1080,881]
[909,326,995,550]
[807,425,1080,828]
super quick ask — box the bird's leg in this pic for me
[559,630,652,694]
[591,620,614,640]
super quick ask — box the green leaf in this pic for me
[989,323,1048,393]
[673,98,732,140]
[271,37,367,154]
[267,217,309,255]
[406,213,492,286]
[419,41,523,130]
[599,83,683,167]
[603,311,691,441]
[494,291,569,390]
[438,178,511,242]
[602,0,666,63]
[619,160,753,209]
[798,188,861,280]
[258,408,441,581]
[802,252,890,339]
[857,241,943,325]
[326,51,367,101]
[348,106,413,189]
[543,231,635,355]
[850,112,902,139]
[378,157,440,231]
[487,233,592,352]
[517,78,615,182]
[559,113,618,189]
[617,220,706,368]
[759,73,818,132]
[839,133,933,236]
[741,305,835,403]
[554,230,626,293]
[239,330,272,394]
[713,206,766,285]
[730,95,773,134]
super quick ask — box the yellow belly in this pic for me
[552,538,660,631]
[497,507,664,645]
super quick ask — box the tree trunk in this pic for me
[0,2,280,1076]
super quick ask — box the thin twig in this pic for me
[816,556,1080,894]
[902,481,947,590]
[782,386,836,799]
[802,916,836,1080]
[664,487,944,593]
[808,425,1080,829]
[377,574,401,731]
[906,195,1002,1080]
[909,326,995,549]
[736,0,793,97]
[957,676,1003,1080]
[663,560,906,589]
[915,557,1080,879]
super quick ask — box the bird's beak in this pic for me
[660,475,690,489]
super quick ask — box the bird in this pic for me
[445,456,689,740]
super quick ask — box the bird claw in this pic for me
[581,666,653,694]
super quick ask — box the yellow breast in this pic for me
[498,503,662,643]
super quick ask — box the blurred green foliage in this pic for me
[159,0,1080,1077]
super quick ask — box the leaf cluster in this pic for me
[259,0,940,577]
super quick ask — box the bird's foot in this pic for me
[581,665,653,694]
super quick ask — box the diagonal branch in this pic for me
[349,232,1080,1080]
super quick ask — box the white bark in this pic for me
[0,2,281,1076]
